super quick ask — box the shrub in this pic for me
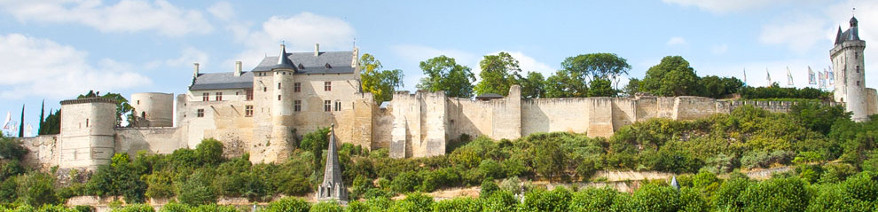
[266,197,310,212]
[481,191,518,212]
[521,187,571,212]
[159,203,191,212]
[310,201,343,212]
[478,159,504,180]
[195,138,225,166]
[112,204,154,212]
[390,171,421,193]
[569,187,619,211]
[628,184,679,212]
[432,197,481,212]
[737,177,811,212]
[819,163,858,183]
[388,193,433,212]
[480,180,499,198]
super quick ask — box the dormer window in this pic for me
[298,64,305,69]
[325,63,332,68]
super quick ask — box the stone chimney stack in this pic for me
[314,43,320,56]
[193,62,200,77]
[234,61,242,77]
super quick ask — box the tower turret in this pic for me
[831,15,868,122]
[58,97,118,170]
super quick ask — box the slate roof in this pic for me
[189,72,254,91]
[835,16,862,45]
[252,51,355,74]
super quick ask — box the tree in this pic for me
[360,54,404,103]
[587,78,615,97]
[561,53,631,82]
[475,52,521,96]
[624,78,641,97]
[39,109,60,135]
[416,56,475,98]
[78,90,134,127]
[519,72,546,99]
[699,76,743,99]
[544,70,587,98]
[641,56,699,96]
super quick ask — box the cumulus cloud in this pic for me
[147,47,210,70]
[0,33,150,99]
[503,51,556,76]
[207,1,234,21]
[230,12,356,70]
[666,37,687,46]
[0,0,212,36]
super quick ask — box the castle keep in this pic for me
[18,16,878,170]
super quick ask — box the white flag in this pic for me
[786,67,794,86]
[766,68,772,86]
[808,66,816,85]
[2,111,10,130]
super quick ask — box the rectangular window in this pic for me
[86,119,89,127]
[278,95,282,101]
[245,105,254,117]
[278,83,282,89]
[202,93,209,101]
[294,82,301,92]
[294,100,301,112]
[334,101,341,111]
[197,109,204,117]
[216,92,222,101]
[246,89,254,101]
[324,81,331,91]
[324,100,331,112]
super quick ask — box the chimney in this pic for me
[193,62,200,77]
[314,43,320,56]
[234,61,242,76]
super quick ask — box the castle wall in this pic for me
[674,96,721,120]
[371,107,393,150]
[521,98,591,136]
[587,98,615,137]
[612,98,637,131]
[130,92,174,127]
[19,135,59,170]
[866,88,878,116]
[115,127,187,156]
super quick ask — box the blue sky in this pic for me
[0,0,875,136]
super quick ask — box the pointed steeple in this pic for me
[670,176,679,191]
[835,26,843,44]
[317,124,348,203]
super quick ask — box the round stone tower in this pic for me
[831,16,869,122]
[59,98,118,170]
[267,43,296,162]
[130,92,174,127]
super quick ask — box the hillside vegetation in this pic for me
[2,102,878,211]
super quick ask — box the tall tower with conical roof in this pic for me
[317,124,348,203]
[832,15,869,122]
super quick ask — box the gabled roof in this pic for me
[252,51,355,74]
[189,72,254,91]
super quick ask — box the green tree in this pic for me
[195,138,224,166]
[587,78,616,97]
[16,172,59,206]
[561,53,631,82]
[360,54,404,103]
[0,135,28,160]
[519,72,546,99]
[641,56,699,96]
[698,76,743,99]
[416,55,475,98]
[266,197,310,212]
[39,109,61,135]
[623,78,641,97]
[475,52,521,96]
[544,69,587,98]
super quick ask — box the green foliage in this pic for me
[480,180,499,198]
[475,52,521,96]
[16,172,59,206]
[111,204,154,212]
[433,197,481,212]
[159,202,191,212]
[416,55,475,98]
[390,171,421,193]
[629,184,680,212]
[359,53,404,103]
[641,56,699,96]
[0,135,28,160]
[176,169,217,206]
[544,69,587,98]
[39,108,61,135]
[587,78,616,97]
[819,163,858,184]
[712,177,750,211]
[519,72,546,99]
[85,153,147,203]
[300,127,330,168]
[569,187,619,211]
[740,83,830,100]
[310,201,343,212]
[195,138,225,166]
[481,191,518,212]
[388,193,433,212]
[697,75,743,99]
[737,177,811,212]
[266,197,310,212]
[521,187,572,212]
[561,53,631,81]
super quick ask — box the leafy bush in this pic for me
[569,187,619,211]
[388,192,433,212]
[521,187,571,212]
[390,171,421,193]
[266,197,310,212]
[432,197,481,212]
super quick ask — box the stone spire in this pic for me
[670,176,679,191]
[317,124,348,203]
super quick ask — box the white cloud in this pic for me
[662,0,793,14]
[147,47,210,70]
[0,33,150,99]
[666,37,687,46]
[711,44,728,54]
[230,12,356,70]
[759,13,827,52]
[0,0,212,36]
[207,1,234,21]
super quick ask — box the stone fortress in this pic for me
[18,16,878,171]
